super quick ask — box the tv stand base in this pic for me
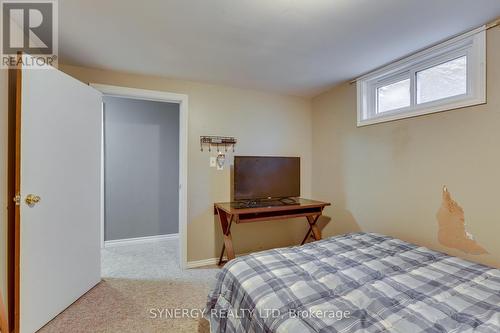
[214,198,331,265]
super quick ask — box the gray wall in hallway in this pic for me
[103,96,179,241]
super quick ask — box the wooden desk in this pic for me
[214,198,331,265]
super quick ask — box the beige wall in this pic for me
[0,70,8,311]
[60,65,313,261]
[311,27,500,268]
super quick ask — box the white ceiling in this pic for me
[59,0,500,97]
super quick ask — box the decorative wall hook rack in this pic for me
[200,136,237,152]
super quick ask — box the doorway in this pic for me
[7,69,189,332]
[92,84,188,270]
[103,96,179,242]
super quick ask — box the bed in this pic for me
[205,233,500,333]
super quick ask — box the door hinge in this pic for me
[13,193,21,206]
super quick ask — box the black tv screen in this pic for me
[234,156,300,201]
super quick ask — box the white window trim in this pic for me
[357,26,486,127]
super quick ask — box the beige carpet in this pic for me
[38,240,218,333]
[38,278,212,333]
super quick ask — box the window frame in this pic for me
[356,27,486,127]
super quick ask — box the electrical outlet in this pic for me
[217,164,224,171]
[210,157,216,167]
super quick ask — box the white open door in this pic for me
[15,65,102,333]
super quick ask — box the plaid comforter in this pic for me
[205,233,500,333]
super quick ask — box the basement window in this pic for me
[356,28,486,126]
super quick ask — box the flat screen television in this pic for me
[233,156,300,201]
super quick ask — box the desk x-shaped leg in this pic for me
[217,208,235,266]
[301,214,322,245]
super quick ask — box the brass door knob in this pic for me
[25,194,41,206]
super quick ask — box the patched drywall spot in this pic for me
[436,186,488,255]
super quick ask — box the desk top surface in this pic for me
[215,198,330,215]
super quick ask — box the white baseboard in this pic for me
[186,257,220,268]
[104,233,179,248]
[186,252,251,269]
